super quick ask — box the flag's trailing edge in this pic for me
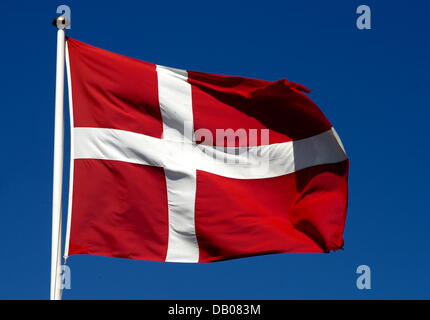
[64,38,349,263]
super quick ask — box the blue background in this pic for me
[0,0,429,299]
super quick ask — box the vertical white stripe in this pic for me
[164,168,199,262]
[156,66,194,142]
[64,43,74,260]
[156,65,199,262]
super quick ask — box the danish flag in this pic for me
[64,38,349,263]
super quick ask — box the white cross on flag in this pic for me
[64,38,349,263]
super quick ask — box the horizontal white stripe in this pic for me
[74,127,347,179]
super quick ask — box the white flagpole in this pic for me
[50,16,67,301]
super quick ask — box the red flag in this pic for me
[64,38,348,263]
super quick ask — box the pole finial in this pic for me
[52,16,69,30]
[54,5,71,30]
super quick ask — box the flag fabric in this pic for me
[64,38,349,263]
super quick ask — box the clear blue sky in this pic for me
[0,0,429,299]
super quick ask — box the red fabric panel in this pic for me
[195,160,348,262]
[188,70,332,146]
[68,159,169,261]
[67,38,163,138]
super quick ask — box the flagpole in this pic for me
[50,16,67,301]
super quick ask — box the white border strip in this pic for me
[64,42,74,260]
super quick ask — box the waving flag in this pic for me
[64,38,348,263]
